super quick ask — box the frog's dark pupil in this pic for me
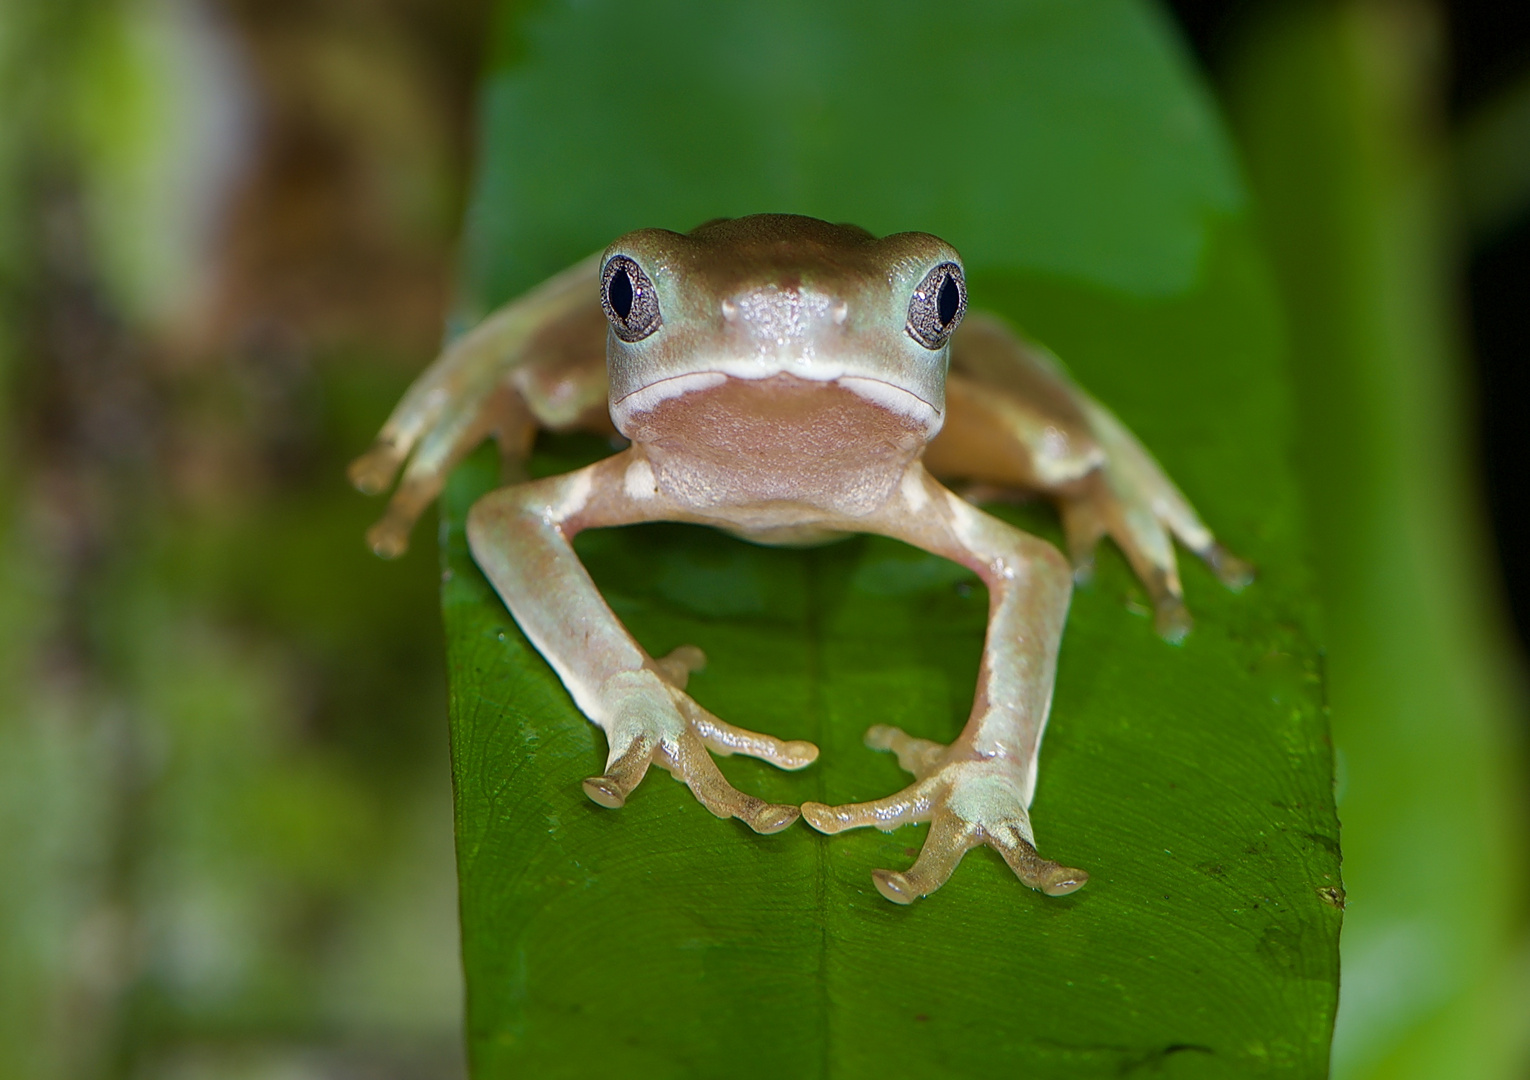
[609,267,634,320]
[937,274,960,326]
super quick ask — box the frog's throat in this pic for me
[610,370,943,441]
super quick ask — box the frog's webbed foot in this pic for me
[802,725,1087,903]
[584,659,818,835]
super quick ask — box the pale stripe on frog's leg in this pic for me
[802,464,1087,903]
[350,252,602,557]
[465,449,817,835]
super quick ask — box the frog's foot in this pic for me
[801,725,1087,903]
[1060,468,1253,644]
[583,667,818,835]
[350,385,533,559]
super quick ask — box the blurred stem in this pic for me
[1226,1,1528,1077]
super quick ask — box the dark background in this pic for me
[1168,0,1530,650]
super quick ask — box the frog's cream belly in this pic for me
[619,373,932,521]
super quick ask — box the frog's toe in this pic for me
[743,801,801,835]
[1059,496,1109,585]
[363,464,447,558]
[1153,593,1193,644]
[348,438,406,495]
[662,727,801,833]
[582,731,656,809]
[869,811,975,904]
[581,775,629,809]
[801,777,939,835]
[671,692,818,771]
[1201,541,1255,590]
[992,825,1089,896]
[653,644,708,689]
[693,714,819,771]
[863,724,945,777]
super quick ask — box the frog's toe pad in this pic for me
[871,869,920,905]
[1154,595,1193,644]
[742,800,800,835]
[582,775,629,809]
[1203,542,1255,590]
[1001,836,1090,896]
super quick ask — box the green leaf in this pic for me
[440,1,1340,1076]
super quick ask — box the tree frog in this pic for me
[350,215,1249,905]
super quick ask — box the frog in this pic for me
[349,214,1250,905]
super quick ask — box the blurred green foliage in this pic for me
[0,0,477,1076]
[467,0,1242,303]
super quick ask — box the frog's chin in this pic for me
[610,369,942,440]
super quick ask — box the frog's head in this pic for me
[600,214,965,447]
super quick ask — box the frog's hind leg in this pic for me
[349,253,607,558]
[1072,398,1252,640]
[357,384,538,559]
[927,312,1251,640]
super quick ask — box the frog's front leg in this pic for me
[466,450,818,833]
[803,465,1086,903]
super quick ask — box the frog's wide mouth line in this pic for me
[611,369,941,431]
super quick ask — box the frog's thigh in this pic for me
[923,366,1125,595]
[927,312,1103,491]
[924,372,1098,491]
[512,300,617,438]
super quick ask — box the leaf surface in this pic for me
[440,2,1341,1076]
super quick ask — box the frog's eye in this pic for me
[601,255,662,342]
[905,262,967,350]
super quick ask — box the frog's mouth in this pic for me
[611,370,943,440]
[611,372,940,517]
